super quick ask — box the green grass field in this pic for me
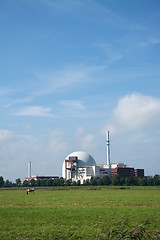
[0,186,160,239]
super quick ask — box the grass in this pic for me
[0,186,160,239]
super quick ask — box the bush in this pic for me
[0,176,4,187]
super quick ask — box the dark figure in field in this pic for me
[27,188,35,194]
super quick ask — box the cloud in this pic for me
[61,100,85,110]
[14,106,55,118]
[0,129,13,143]
[93,42,123,66]
[59,99,90,118]
[49,130,68,154]
[1,65,94,110]
[1,64,107,113]
[138,37,160,47]
[0,87,14,97]
[80,134,96,150]
[107,93,160,135]
[4,96,33,108]
[76,126,85,137]
[33,66,89,97]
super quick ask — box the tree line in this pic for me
[0,174,160,187]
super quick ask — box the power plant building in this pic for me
[62,151,111,184]
[62,131,144,183]
[62,151,144,183]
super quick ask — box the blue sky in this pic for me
[1,0,160,181]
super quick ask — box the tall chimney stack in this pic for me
[28,161,31,178]
[106,131,111,168]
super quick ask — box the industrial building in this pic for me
[24,161,59,181]
[62,151,111,184]
[24,175,59,181]
[62,131,144,183]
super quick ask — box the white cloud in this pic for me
[0,87,14,96]
[4,96,33,108]
[76,126,85,137]
[14,106,55,118]
[61,100,85,110]
[107,93,160,135]
[33,66,89,97]
[1,65,93,110]
[0,129,13,143]
[80,134,96,150]
[49,130,68,153]
[1,64,106,112]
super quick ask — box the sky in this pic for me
[1,0,160,181]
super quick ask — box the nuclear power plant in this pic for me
[25,131,144,183]
[62,131,144,184]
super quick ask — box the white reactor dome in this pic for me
[62,151,96,178]
[66,151,96,167]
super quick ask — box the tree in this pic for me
[0,176,4,187]
[15,178,21,187]
[36,179,42,186]
[52,178,60,186]
[102,175,111,185]
[90,177,98,186]
[125,177,134,186]
[147,177,154,186]
[119,177,125,186]
[153,174,160,185]
[138,177,148,186]
[111,175,121,186]
[72,181,77,186]
[86,179,90,185]
[47,178,53,186]
[4,180,13,187]
[133,176,139,186]
[41,179,48,186]
[65,179,71,186]
[83,180,86,186]
[23,180,29,187]
[76,180,81,186]
[97,177,103,185]
[30,179,36,187]
[59,177,64,186]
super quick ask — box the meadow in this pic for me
[0,186,160,239]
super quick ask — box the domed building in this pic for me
[61,132,144,184]
[62,151,110,184]
[65,151,96,167]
